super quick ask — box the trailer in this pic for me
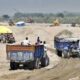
[54,37,80,58]
[6,45,49,70]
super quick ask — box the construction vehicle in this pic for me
[71,22,76,27]
[6,45,49,70]
[8,19,15,26]
[5,33,15,43]
[27,18,34,23]
[0,33,15,43]
[0,26,15,43]
[54,37,80,58]
[53,19,60,26]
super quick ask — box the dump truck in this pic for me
[54,37,80,58]
[6,44,49,70]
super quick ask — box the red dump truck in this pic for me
[6,44,49,70]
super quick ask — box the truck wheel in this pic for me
[56,50,62,57]
[28,61,34,70]
[23,63,28,69]
[78,53,80,58]
[62,51,70,58]
[34,58,40,69]
[10,62,18,70]
[41,55,49,67]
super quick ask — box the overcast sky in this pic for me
[0,0,80,16]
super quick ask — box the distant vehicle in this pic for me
[5,33,15,43]
[54,37,80,58]
[53,19,60,26]
[71,23,76,27]
[6,45,49,70]
[0,33,15,43]
[0,26,15,43]
[8,20,15,26]
[27,18,34,23]
[16,21,25,26]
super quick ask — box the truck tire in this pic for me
[34,58,40,69]
[10,62,19,70]
[23,63,27,69]
[56,49,62,57]
[41,55,49,67]
[62,51,70,58]
[78,52,80,58]
[28,61,34,70]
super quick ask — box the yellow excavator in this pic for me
[53,19,60,26]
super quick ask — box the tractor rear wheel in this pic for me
[10,62,19,70]
[41,55,49,67]
[34,58,40,69]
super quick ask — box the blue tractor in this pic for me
[54,37,80,58]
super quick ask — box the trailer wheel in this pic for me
[56,49,62,57]
[28,61,34,70]
[62,51,70,58]
[78,52,80,58]
[34,58,40,69]
[23,63,28,69]
[41,55,49,67]
[10,62,18,70]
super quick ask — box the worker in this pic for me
[43,41,48,58]
[35,36,41,45]
[21,37,30,45]
[40,41,43,45]
[37,36,40,43]
[43,41,48,53]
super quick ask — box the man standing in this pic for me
[43,41,48,53]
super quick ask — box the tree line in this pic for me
[1,12,80,24]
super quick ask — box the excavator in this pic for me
[53,19,60,26]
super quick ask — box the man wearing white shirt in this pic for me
[21,37,30,45]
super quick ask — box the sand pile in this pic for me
[55,29,73,38]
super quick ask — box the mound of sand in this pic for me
[55,29,73,38]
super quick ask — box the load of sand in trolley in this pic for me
[55,29,73,38]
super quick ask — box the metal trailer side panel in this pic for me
[54,37,72,51]
[6,45,35,60]
[9,51,34,62]
[6,45,44,61]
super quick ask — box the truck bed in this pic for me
[6,45,35,52]
[6,45,44,60]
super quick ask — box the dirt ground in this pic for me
[0,23,80,80]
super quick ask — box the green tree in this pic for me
[56,13,64,18]
[2,14,10,21]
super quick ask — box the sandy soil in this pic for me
[0,23,80,80]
